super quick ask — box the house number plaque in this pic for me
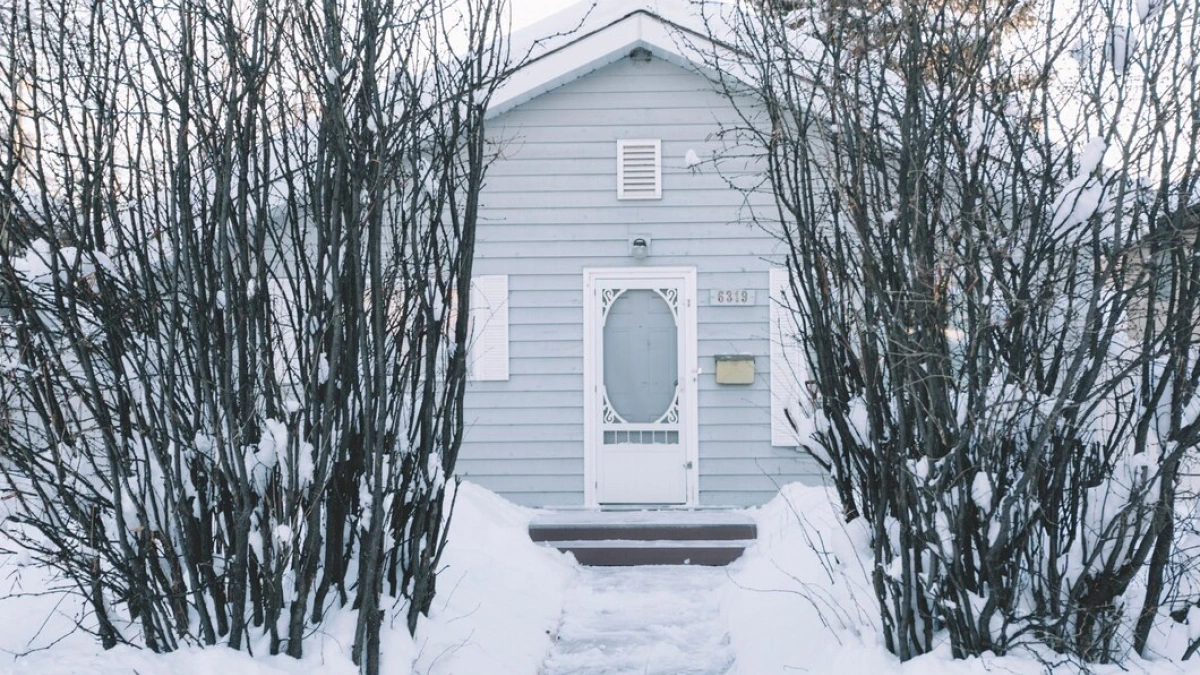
[709,289,755,306]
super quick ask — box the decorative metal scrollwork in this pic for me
[600,287,626,321]
[652,287,679,321]
[600,389,628,425]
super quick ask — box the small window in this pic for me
[616,139,662,200]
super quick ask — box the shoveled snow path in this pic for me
[540,565,735,675]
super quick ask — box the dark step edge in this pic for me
[548,541,750,566]
[528,522,757,543]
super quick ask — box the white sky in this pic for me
[508,0,579,31]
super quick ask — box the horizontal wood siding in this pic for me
[458,56,821,507]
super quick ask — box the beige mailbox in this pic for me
[715,354,755,385]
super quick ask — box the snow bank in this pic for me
[722,482,888,675]
[0,550,358,675]
[724,482,1195,675]
[409,481,574,675]
[8,479,1192,674]
[0,481,574,675]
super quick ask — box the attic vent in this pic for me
[616,139,662,200]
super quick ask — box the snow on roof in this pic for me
[509,0,728,53]
[490,0,744,118]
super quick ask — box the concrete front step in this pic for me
[529,510,757,566]
[551,539,754,566]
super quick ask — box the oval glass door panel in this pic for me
[603,289,678,423]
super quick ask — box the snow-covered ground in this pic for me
[725,485,1198,675]
[543,565,734,675]
[2,481,1197,674]
[0,483,573,675]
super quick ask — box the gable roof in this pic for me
[490,0,745,119]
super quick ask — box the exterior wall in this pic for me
[458,55,823,506]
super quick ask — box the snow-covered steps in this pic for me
[528,510,756,566]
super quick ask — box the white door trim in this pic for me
[582,267,699,507]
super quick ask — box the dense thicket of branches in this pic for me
[0,0,506,671]
[707,0,1200,664]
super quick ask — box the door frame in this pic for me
[582,267,699,507]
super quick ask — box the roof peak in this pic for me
[490,0,743,118]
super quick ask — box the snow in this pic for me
[1137,0,1153,21]
[317,353,330,384]
[409,482,572,675]
[1106,24,1138,75]
[1054,180,1104,230]
[10,239,54,286]
[493,1,748,116]
[715,480,1195,667]
[723,483,1199,674]
[0,482,572,675]
[970,472,994,512]
[295,439,315,487]
[509,0,718,58]
[3,482,1197,674]
[1079,136,1108,175]
[723,483,881,674]
[1051,137,1112,235]
[541,566,734,675]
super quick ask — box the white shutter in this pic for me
[268,278,298,333]
[769,267,806,447]
[616,139,662,200]
[469,275,509,381]
[268,278,302,393]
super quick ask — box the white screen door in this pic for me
[584,268,698,505]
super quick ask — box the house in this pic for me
[456,0,822,508]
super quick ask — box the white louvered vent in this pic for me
[616,139,662,200]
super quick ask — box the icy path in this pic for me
[540,565,735,675]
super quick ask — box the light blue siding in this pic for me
[459,55,822,507]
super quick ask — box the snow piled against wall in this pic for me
[0,482,574,675]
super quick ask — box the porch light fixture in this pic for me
[631,237,649,260]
